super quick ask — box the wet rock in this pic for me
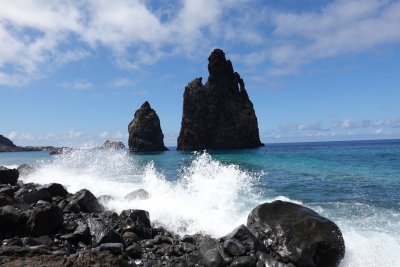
[202,248,225,267]
[21,237,42,247]
[68,189,103,213]
[27,204,63,237]
[35,235,55,246]
[0,186,14,197]
[119,209,152,239]
[177,49,263,150]
[22,188,52,204]
[87,217,124,246]
[165,257,195,267]
[0,245,29,256]
[0,193,13,207]
[126,243,142,258]
[64,200,80,213]
[123,231,139,245]
[45,183,68,197]
[98,242,124,255]
[124,189,150,200]
[101,140,126,149]
[0,205,21,234]
[128,101,168,152]
[231,256,257,267]
[0,168,19,185]
[247,200,345,267]
[181,235,195,244]
[2,237,23,246]
[223,225,267,256]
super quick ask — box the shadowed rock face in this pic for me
[177,49,263,150]
[0,135,16,148]
[128,101,168,152]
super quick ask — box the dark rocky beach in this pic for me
[0,166,345,267]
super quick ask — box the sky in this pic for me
[1,0,400,147]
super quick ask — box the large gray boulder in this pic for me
[128,101,168,152]
[247,200,345,267]
[177,49,263,150]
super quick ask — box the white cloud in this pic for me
[61,81,93,90]
[6,131,34,141]
[331,119,372,129]
[268,0,400,75]
[98,131,128,140]
[0,0,244,85]
[279,121,325,132]
[110,77,135,87]
[68,130,83,140]
[1,0,400,85]
[372,118,400,128]
[38,133,57,140]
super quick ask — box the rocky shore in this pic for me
[0,167,345,267]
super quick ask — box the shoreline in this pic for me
[0,165,345,267]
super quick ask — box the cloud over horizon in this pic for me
[1,0,400,86]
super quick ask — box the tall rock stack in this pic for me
[177,49,263,150]
[128,101,168,152]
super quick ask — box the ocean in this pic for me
[1,139,399,266]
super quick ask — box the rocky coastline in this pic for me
[0,166,345,267]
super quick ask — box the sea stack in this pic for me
[177,49,263,150]
[128,101,168,152]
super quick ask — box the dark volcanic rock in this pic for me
[27,205,63,237]
[22,188,52,204]
[68,189,103,213]
[119,209,152,239]
[128,101,168,152]
[0,168,19,185]
[0,135,16,148]
[177,49,263,150]
[0,205,21,234]
[45,183,68,197]
[87,217,124,246]
[101,140,125,149]
[247,200,345,267]
[124,188,150,200]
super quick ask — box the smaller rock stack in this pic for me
[128,101,168,152]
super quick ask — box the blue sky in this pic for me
[1,0,400,146]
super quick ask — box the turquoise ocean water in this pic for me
[1,139,399,266]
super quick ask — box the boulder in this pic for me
[68,189,103,213]
[124,189,150,200]
[128,101,168,152]
[27,205,63,237]
[247,200,345,267]
[22,188,52,204]
[0,205,21,234]
[119,209,152,239]
[97,243,124,255]
[101,140,125,149]
[0,193,13,207]
[87,217,124,246]
[45,183,68,197]
[202,248,225,267]
[177,49,263,150]
[0,168,19,185]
